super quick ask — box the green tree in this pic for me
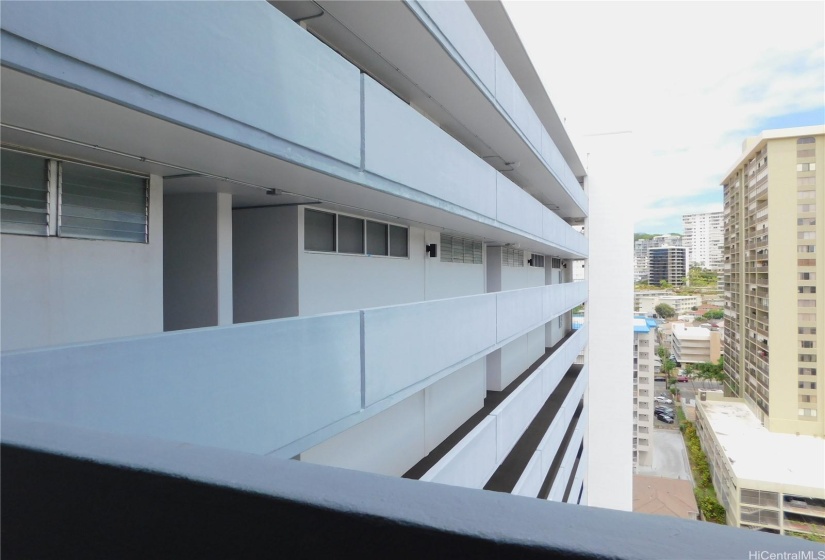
[688,266,719,287]
[689,357,724,388]
[658,280,672,290]
[702,309,724,320]
[655,303,676,319]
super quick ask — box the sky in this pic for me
[504,1,825,234]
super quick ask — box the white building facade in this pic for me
[636,294,702,316]
[683,211,724,272]
[671,324,722,365]
[633,317,657,468]
[1,1,631,511]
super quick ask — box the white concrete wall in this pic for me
[0,1,362,166]
[299,359,486,476]
[549,412,587,501]
[496,174,542,238]
[584,140,634,511]
[489,325,546,392]
[422,331,588,489]
[1,312,363,455]
[233,206,299,322]
[300,391,427,477]
[412,0,586,214]
[486,246,502,294]
[363,294,496,406]
[164,193,233,331]
[1,175,163,351]
[423,231,486,300]
[364,75,497,218]
[424,358,487,451]
[298,220,426,316]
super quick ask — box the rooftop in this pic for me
[633,475,699,520]
[633,317,658,333]
[700,400,825,495]
[722,125,825,182]
[672,324,714,341]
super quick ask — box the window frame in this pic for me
[303,207,409,259]
[1,147,149,243]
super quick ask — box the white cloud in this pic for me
[504,1,825,231]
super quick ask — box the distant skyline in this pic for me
[504,1,825,234]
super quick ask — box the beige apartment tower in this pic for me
[722,126,825,437]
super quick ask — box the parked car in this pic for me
[655,409,674,420]
[654,375,667,382]
[655,406,674,415]
[654,396,673,404]
[677,375,689,382]
[657,414,675,424]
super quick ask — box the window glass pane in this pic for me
[305,209,335,252]
[367,221,388,256]
[1,149,49,236]
[389,225,408,257]
[440,233,452,262]
[60,162,147,243]
[473,241,482,264]
[338,215,364,254]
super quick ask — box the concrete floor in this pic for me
[635,429,692,482]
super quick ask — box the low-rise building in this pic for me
[672,323,722,365]
[696,394,825,538]
[636,294,702,316]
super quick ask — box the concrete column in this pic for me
[163,192,233,331]
[583,134,635,512]
[216,193,233,326]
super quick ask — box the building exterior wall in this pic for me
[164,192,233,330]
[1,175,164,351]
[672,325,721,365]
[695,397,825,538]
[0,0,608,509]
[636,294,702,316]
[683,211,724,272]
[648,246,688,288]
[633,321,656,468]
[232,206,300,323]
[585,148,634,510]
[722,126,824,437]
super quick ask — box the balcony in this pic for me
[2,283,587,459]
[3,415,817,559]
[418,336,587,491]
[0,1,587,258]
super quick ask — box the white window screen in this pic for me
[1,149,49,236]
[440,233,481,264]
[502,247,524,267]
[60,161,148,243]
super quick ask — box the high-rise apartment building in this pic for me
[633,316,658,468]
[0,2,638,548]
[635,234,684,283]
[695,126,825,538]
[722,126,824,435]
[648,246,688,287]
[683,211,724,272]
